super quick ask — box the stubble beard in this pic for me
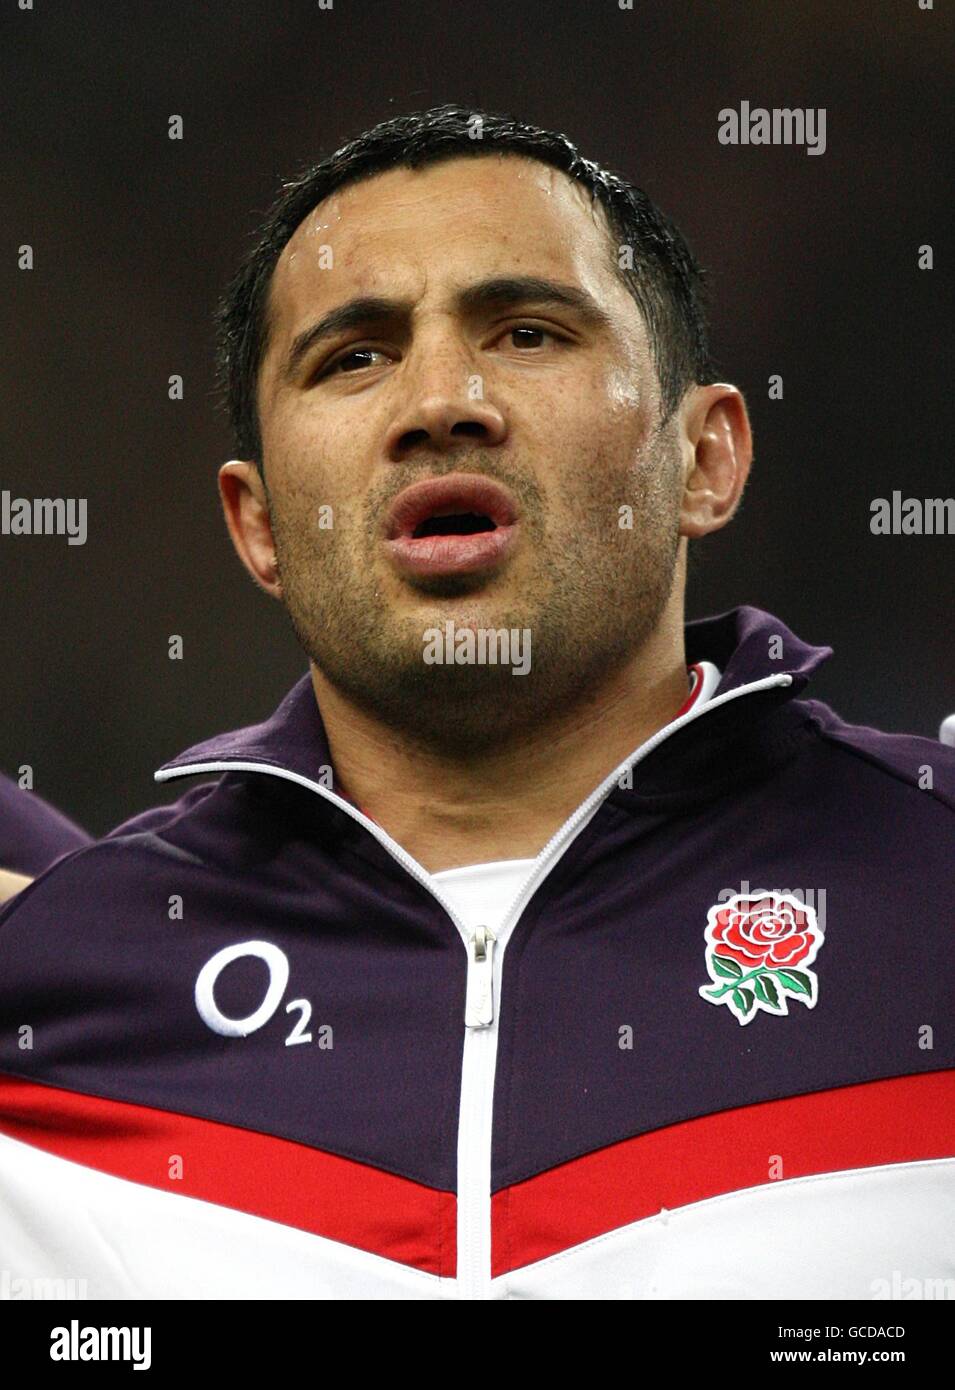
[270,448,682,757]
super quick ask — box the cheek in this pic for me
[605,365,643,413]
[566,412,662,535]
[265,412,364,520]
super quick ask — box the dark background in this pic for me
[2,0,952,836]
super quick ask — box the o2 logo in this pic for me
[195,940,319,1047]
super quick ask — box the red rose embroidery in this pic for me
[701,890,824,1024]
[711,895,814,969]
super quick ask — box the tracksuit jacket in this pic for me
[0,604,952,1300]
[0,773,91,877]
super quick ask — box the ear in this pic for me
[218,460,283,598]
[676,384,753,539]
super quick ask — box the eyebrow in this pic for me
[279,275,613,384]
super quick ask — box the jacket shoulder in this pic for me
[0,779,231,934]
[101,778,222,841]
[800,698,955,814]
[0,772,91,876]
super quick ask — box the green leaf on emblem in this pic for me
[732,987,755,1015]
[712,954,742,978]
[755,975,780,1008]
[776,968,811,996]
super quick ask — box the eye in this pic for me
[498,323,565,351]
[492,321,567,353]
[319,345,391,378]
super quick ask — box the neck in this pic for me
[310,605,691,874]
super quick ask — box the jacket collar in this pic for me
[155,605,832,804]
[156,669,335,784]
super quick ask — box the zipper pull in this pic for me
[464,925,496,1028]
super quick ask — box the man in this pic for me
[0,105,952,1301]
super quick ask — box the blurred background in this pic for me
[2,0,952,835]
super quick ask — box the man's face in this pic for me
[255,154,685,749]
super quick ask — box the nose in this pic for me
[383,331,508,462]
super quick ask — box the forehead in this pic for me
[264,155,630,344]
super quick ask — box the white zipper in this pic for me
[464,927,496,1027]
[155,671,792,1299]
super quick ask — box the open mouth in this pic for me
[383,473,520,578]
[411,511,497,539]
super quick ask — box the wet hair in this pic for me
[213,103,716,465]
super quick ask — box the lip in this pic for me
[382,473,521,578]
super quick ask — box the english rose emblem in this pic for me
[699,891,824,1025]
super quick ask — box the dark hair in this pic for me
[213,103,716,465]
